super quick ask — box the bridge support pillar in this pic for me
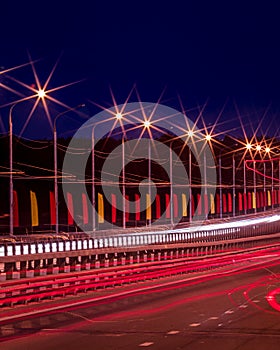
[69,257,77,272]
[47,259,54,275]
[34,260,40,276]
[5,262,15,280]
[20,261,27,279]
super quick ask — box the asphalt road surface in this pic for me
[1,255,280,350]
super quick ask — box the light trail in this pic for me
[1,245,280,315]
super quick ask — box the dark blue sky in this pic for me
[1,1,280,139]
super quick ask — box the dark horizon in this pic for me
[1,2,280,140]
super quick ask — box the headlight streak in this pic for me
[227,272,280,315]
[115,213,280,240]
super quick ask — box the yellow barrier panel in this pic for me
[252,192,256,209]
[30,191,39,226]
[182,193,187,217]
[210,193,215,214]
[98,193,104,223]
[267,190,271,206]
[146,193,151,220]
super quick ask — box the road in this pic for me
[1,254,280,349]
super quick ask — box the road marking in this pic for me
[167,330,180,335]
[253,300,260,303]
[225,310,234,314]
[208,316,218,320]
[189,323,201,327]
[239,305,248,309]
[139,342,154,347]
[66,311,95,323]
[218,323,223,327]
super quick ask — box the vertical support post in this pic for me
[232,155,236,217]
[122,136,126,229]
[271,160,274,208]
[54,125,58,234]
[253,161,256,213]
[9,109,13,236]
[264,162,266,210]
[219,154,222,218]
[204,151,208,219]
[189,148,192,222]
[244,159,247,214]
[170,144,174,227]
[92,127,96,232]
[148,139,152,227]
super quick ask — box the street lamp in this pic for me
[53,104,84,234]
[91,113,124,231]
[142,120,152,227]
[9,103,20,235]
[204,134,212,219]
[243,143,252,214]
[9,91,46,235]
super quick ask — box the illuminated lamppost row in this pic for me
[91,115,152,230]
[243,142,271,215]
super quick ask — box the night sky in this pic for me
[1,1,280,139]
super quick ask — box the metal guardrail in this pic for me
[0,228,241,258]
[1,209,280,259]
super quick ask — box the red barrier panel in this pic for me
[49,191,56,225]
[216,194,220,214]
[238,193,243,211]
[13,190,19,227]
[82,193,88,224]
[125,195,129,222]
[111,194,117,223]
[67,192,74,225]
[247,192,252,210]
[135,194,140,221]
[165,194,170,219]
[222,193,227,213]
[227,193,232,213]
[156,194,161,219]
[197,194,202,215]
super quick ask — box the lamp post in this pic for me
[243,143,252,214]
[53,104,84,234]
[169,144,174,227]
[188,147,192,222]
[91,113,123,231]
[204,135,212,219]
[219,153,222,218]
[148,138,152,227]
[9,91,46,235]
[9,103,18,236]
[232,155,236,217]
[243,158,247,214]
[122,134,126,229]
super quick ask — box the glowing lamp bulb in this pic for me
[115,112,122,120]
[205,134,212,141]
[187,130,194,137]
[143,120,151,128]
[246,143,252,150]
[37,89,46,98]
[265,147,270,153]
[256,145,261,151]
